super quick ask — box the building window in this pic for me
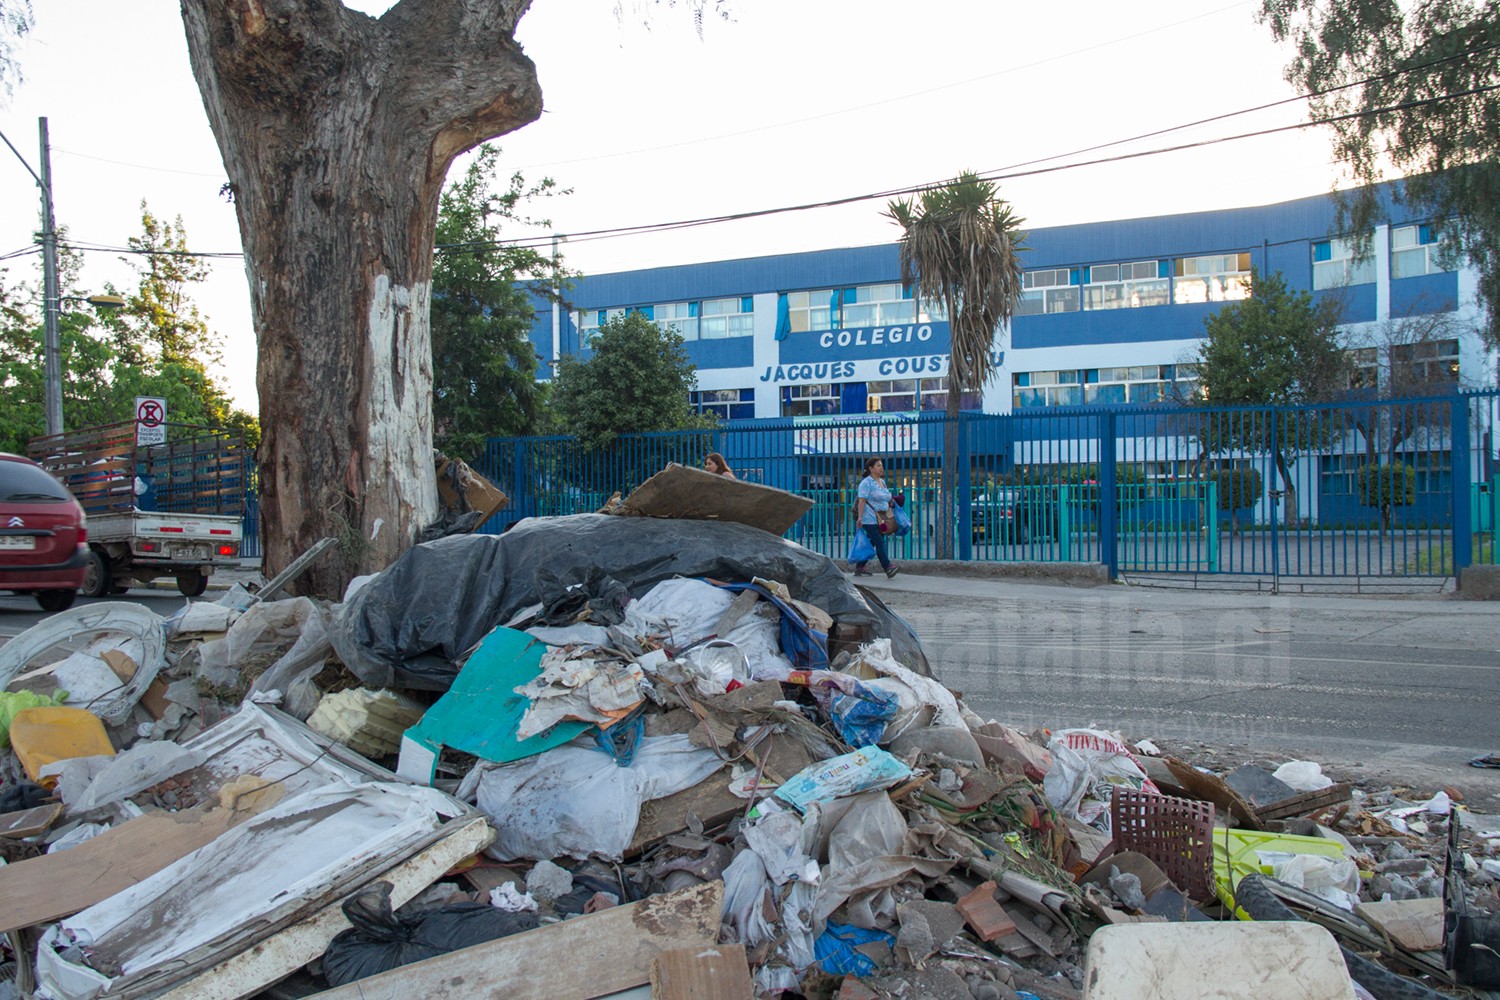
[1312,237,1375,289]
[1173,252,1252,304]
[787,289,836,333]
[652,301,698,341]
[1390,338,1460,384]
[781,383,839,417]
[1320,454,1358,495]
[1018,268,1081,316]
[692,388,755,421]
[841,283,916,327]
[700,297,753,339]
[577,307,624,346]
[1012,369,1082,407]
[864,377,975,413]
[788,283,939,332]
[1347,347,1378,390]
[1391,224,1451,279]
[1398,449,1451,493]
[1083,260,1170,310]
[1015,365,1196,407]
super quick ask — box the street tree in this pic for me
[1344,308,1475,464]
[1192,269,1349,520]
[549,310,711,453]
[177,1,550,597]
[1260,0,1500,344]
[886,172,1026,558]
[432,145,571,461]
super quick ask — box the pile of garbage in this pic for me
[0,510,1497,1000]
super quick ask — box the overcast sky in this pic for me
[0,0,1348,414]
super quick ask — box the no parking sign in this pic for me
[135,396,167,446]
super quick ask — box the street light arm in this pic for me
[0,125,47,194]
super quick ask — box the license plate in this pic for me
[0,535,37,550]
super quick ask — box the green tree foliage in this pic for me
[1195,270,1349,408]
[1260,0,1500,344]
[431,145,571,460]
[1357,460,1417,530]
[0,225,257,453]
[105,202,220,368]
[886,172,1027,557]
[1192,269,1349,516]
[550,311,711,451]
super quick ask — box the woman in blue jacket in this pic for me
[852,456,898,578]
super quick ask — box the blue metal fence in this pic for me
[471,389,1500,582]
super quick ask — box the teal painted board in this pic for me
[397,626,590,783]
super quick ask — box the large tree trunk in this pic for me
[180,0,542,597]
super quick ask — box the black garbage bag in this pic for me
[321,881,538,988]
[331,513,927,691]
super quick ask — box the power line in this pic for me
[52,66,1499,264]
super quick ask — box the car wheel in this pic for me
[82,549,113,599]
[177,571,209,597]
[36,590,76,613]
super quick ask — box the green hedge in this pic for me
[1357,462,1417,511]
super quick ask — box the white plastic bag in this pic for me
[468,733,723,860]
[1272,760,1333,792]
[1269,852,1360,910]
[1043,728,1158,829]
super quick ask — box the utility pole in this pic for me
[39,117,62,437]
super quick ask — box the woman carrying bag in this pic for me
[850,456,899,578]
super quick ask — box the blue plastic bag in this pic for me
[847,530,875,564]
[891,503,912,537]
[815,922,896,976]
[829,679,900,746]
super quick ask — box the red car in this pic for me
[0,452,89,612]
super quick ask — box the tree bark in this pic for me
[179,0,542,596]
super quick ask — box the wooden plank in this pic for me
[308,880,723,1000]
[0,802,62,839]
[617,463,814,536]
[1354,897,1445,953]
[629,735,812,853]
[650,943,753,1000]
[1253,783,1353,822]
[0,786,274,934]
[153,816,494,1000]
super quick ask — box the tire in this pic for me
[176,571,209,597]
[35,590,76,613]
[82,549,113,599]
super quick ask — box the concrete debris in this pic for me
[0,513,1493,1000]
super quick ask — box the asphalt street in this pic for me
[863,572,1500,808]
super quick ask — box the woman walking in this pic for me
[852,456,898,578]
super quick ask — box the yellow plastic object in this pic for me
[8,706,115,787]
[1212,826,1350,918]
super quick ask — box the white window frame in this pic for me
[1018,268,1081,316]
[1083,260,1170,310]
[699,297,753,340]
[1391,224,1452,279]
[1173,252,1252,304]
[1312,237,1376,290]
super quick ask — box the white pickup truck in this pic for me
[29,421,251,597]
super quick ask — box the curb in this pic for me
[853,559,1111,587]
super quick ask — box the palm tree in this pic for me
[887,172,1026,558]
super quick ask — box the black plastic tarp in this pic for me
[330,513,927,691]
